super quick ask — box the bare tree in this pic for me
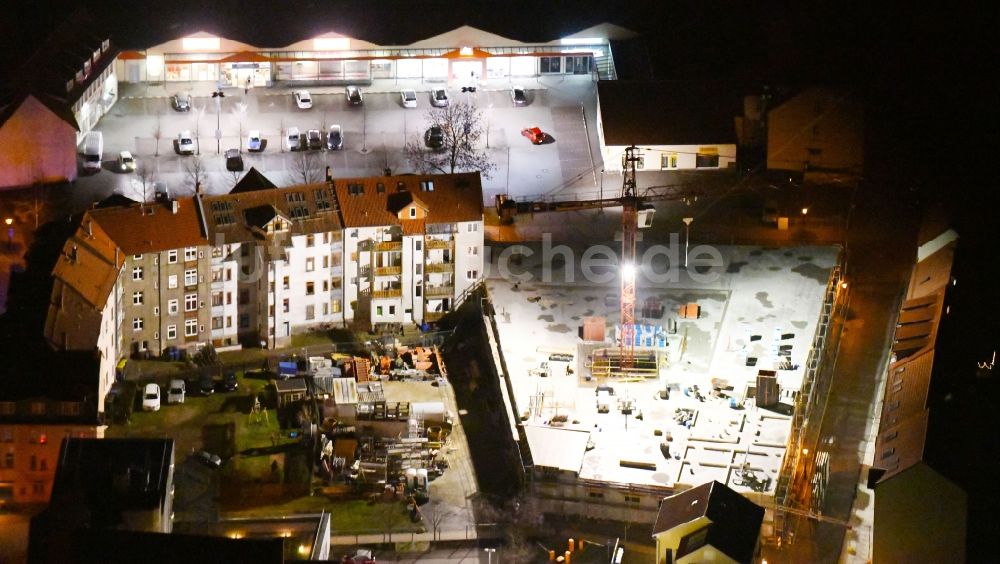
[185,156,207,193]
[135,161,156,204]
[279,118,286,154]
[422,504,453,541]
[404,103,496,178]
[287,152,324,185]
[376,501,407,542]
[152,112,163,157]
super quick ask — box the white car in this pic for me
[117,151,136,172]
[167,379,186,404]
[286,127,301,151]
[142,383,161,412]
[400,89,417,108]
[177,130,194,154]
[294,90,313,109]
[247,130,262,152]
[430,88,449,107]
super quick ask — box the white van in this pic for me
[83,131,103,172]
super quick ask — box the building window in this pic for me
[587,491,604,499]
[389,305,396,315]
[226,316,233,328]
[133,254,143,261]
[133,317,143,331]
[306,257,315,272]
[184,294,198,312]
[282,276,290,289]
[306,235,315,247]
[184,269,198,286]
[332,252,342,267]
[166,324,176,339]
[409,207,417,218]
[212,316,224,330]
[212,246,223,258]
[305,305,315,320]
[168,299,179,315]
[167,250,178,263]
[420,180,434,192]
[184,319,197,337]
[168,275,178,289]
[239,314,249,329]
[468,246,478,256]
[331,299,342,313]
[624,495,641,504]
[322,256,329,268]
[467,223,478,232]
[4,452,12,468]
[331,277,342,289]
[306,282,315,295]
[415,264,422,275]
[212,268,223,282]
[467,270,478,280]
[540,56,561,73]
[132,267,143,280]
[133,291,144,305]
[376,306,383,316]
[184,247,198,261]
[238,289,249,305]
[622,153,645,169]
[212,292,224,307]
[695,148,720,168]
[282,298,289,313]
[661,153,678,169]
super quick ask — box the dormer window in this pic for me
[376,182,385,194]
[348,183,364,196]
[102,39,110,52]
[409,207,417,218]
[420,180,434,192]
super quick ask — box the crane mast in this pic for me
[619,146,641,374]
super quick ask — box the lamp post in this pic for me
[212,91,225,155]
[483,547,496,564]
[4,217,13,251]
[682,217,694,269]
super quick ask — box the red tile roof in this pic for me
[333,173,482,229]
[87,199,209,255]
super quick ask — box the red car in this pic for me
[521,126,545,144]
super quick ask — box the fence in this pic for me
[329,523,501,546]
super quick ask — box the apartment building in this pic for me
[44,172,484,377]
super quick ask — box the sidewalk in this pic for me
[118,74,578,100]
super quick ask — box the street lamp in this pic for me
[4,217,13,251]
[212,91,225,154]
[483,547,496,564]
[682,217,694,269]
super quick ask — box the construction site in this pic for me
[478,149,847,535]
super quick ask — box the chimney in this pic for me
[69,244,78,262]
[86,220,93,238]
[172,200,179,215]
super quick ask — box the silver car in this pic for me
[167,379,186,404]
[327,125,343,150]
[430,88,449,107]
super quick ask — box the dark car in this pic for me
[195,450,222,468]
[171,93,191,112]
[225,148,244,172]
[346,86,363,106]
[223,372,239,392]
[199,373,216,395]
[307,129,323,150]
[327,125,343,150]
[423,126,444,150]
[511,86,527,106]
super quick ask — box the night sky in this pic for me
[3,0,996,558]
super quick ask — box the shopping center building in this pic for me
[115,22,634,88]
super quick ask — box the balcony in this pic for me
[374,265,402,277]
[425,311,447,322]
[425,285,453,298]
[425,239,452,250]
[373,288,402,299]
[374,241,403,252]
[425,262,454,274]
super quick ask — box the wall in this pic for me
[0,423,103,506]
[0,97,78,189]
[767,88,864,174]
[602,143,737,173]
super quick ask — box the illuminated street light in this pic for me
[841,282,848,289]
[683,217,694,269]
[801,207,809,215]
[484,547,497,564]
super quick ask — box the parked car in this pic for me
[141,383,160,412]
[346,85,363,106]
[171,93,191,112]
[225,148,244,172]
[327,125,343,150]
[341,549,376,564]
[117,151,136,172]
[223,372,239,392]
[247,130,263,152]
[430,88,449,107]
[286,127,301,151]
[199,373,215,395]
[294,90,313,109]
[177,130,194,155]
[167,379,186,404]
[195,450,222,468]
[520,126,545,145]
[423,126,444,150]
[306,129,323,150]
[400,89,417,108]
[82,131,103,172]
[511,86,527,106]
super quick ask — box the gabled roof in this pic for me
[598,80,742,146]
[230,167,277,193]
[51,215,123,308]
[203,180,343,244]
[0,91,80,131]
[87,199,209,255]
[652,481,764,563]
[562,22,638,41]
[244,204,280,229]
[334,173,483,229]
[407,25,523,49]
[386,191,428,215]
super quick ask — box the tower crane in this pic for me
[496,145,697,376]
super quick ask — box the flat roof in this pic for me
[523,425,591,473]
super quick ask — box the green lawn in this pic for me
[224,497,423,534]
